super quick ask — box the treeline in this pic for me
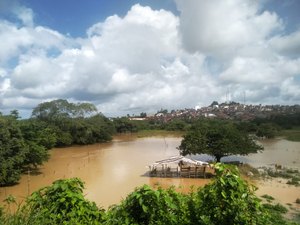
[0,99,114,186]
[0,113,50,186]
[237,112,300,138]
[113,117,190,133]
[30,99,114,146]
[115,112,300,139]
[1,164,297,224]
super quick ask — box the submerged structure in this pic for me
[148,156,209,178]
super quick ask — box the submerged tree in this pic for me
[178,119,263,162]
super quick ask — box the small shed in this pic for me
[148,156,209,178]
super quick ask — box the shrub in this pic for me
[23,178,104,224]
[189,163,269,224]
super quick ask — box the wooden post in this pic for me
[27,168,31,196]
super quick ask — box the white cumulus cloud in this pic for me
[0,1,299,116]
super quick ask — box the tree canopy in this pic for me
[0,100,115,186]
[31,99,114,146]
[178,120,263,162]
[0,114,49,186]
[31,99,98,121]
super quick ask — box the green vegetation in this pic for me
[261,194,275,202]
[0,99,115,186]
[256,123,280,138]
[31,99,114,146]
[253,113,300,130]
[0,113,50,186]
[0,178,104,225]
[252,113,300,141]
[287,177,300,186]
[262,167,300,187]
[186,164,268,225]
[279,128,300,142]
[179,119,263,162]
[1,164,297,224]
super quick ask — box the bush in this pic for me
[189,164,269,224]
[106,185,190,225]
[23,178,104,224]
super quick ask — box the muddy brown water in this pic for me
[0,135,299,209]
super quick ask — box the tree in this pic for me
[19,119,57,150]
[31,99,98,121]
[256,123,278,139]
[164,119,188,131]
[113,117,137,133]
[0,115,27,185]
[178,120,263,162]
[209,101,219,107]
[140,112,147,118]
[31,100,113,146]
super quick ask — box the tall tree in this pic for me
[0,115,26,185]
[178,120,263,162]
[31,99,98,121]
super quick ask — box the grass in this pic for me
[263,203,288,214]
[238,163,260,178]
[287,177,300,186]
[279,127,300,142]
[136,129,185,138]
[261,194,275,202]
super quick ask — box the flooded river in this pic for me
[0,135,299,209]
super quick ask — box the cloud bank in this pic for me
[0,0,299,117]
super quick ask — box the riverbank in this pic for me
[134,127,300,142]
[136,129,185,138]
[279,127,300,142]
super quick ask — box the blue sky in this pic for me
[0,0,300,117]
[15,0,300,37]
[18,0,178,37]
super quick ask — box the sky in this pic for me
[0,0,300,117]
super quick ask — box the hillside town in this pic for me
[134,102,300,122]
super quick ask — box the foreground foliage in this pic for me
[1,164,297,225]
[1,178,104,225]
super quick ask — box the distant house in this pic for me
[129,117,146,121]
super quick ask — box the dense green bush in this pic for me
[0,116,24,185]
[1,178,104,225]
[105,185,190,225]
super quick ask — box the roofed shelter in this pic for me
[148,156,209,178]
